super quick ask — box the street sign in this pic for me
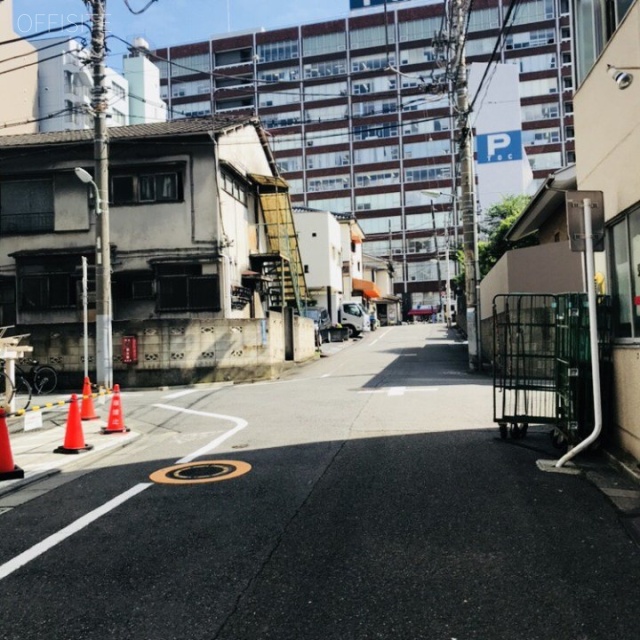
[566,191,605,252]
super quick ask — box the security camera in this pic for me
[607,64,634,90]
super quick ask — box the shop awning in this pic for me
[408,307,437,316]
[352,278,381,299]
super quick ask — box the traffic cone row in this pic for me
[0,410,24,480]
[3,376,130,470]
[80,376,98,421]
[54,394,94,455]
[102,384,129,434]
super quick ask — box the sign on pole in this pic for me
[566,191,605,252]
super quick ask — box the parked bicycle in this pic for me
[0,358,58,412]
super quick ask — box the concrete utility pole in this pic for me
[451,0,479,370]
[88,0,113,389]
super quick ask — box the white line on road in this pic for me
[0,407,248,582]
[368,328,391,346]
[358,387,439,396]
[152,404,248,463]
[0,483,152,581]
[163,389,199,399]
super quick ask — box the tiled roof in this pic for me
[0,115,256,148]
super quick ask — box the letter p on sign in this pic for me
[487,133,511,157]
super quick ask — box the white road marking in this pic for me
[368,329,391,346]
[152,404,248,463]
[0,483,152,581]
[163,389,199,400]
[0,406,248,582]
[358,387,439,397]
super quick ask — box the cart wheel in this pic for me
[510,423,525,439]
[499,423,508,440]
[550,429,567,451]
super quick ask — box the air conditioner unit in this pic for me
[306,140,314,146]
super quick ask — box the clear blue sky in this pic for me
[13,0,352,60]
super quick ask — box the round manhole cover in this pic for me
[149,460,252,485]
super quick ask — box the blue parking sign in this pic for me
[477,131,523,164]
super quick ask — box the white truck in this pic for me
[338,301,370,338]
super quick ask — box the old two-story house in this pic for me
[0,116,315,389]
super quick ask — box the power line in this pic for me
[123,0,159,14]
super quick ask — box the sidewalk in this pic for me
[0,393,140,498]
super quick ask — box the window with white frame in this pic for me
[171,79,210,97]
[307,175,350,192]
[351,53,396,73]
[522,103,560,121]
[468,7,501,31]
[304,59,347,79]
[520,76,559,97]
[261,111,302,129]
[403,139,451,158]
[522,127,561,145]
[257,66,300,83]
[354,122,398,141]
[505,29,556,50]
[398,17,441,42]
[305,128,349,146]
[306,151,350,170]
[270,133,303,152]
[305,104,347,122]
[528,151,562,170]
[172,53,210,77]
[399,47,437,65]
[259,90,300,107]
[407,261,439,282]
[307,196,351,212]
[510,52,557,73]
[355,170,400,188]
[276,156,303,172]
[353,99,397,117]
[350,24,395,50]
[511,0,555,25]
[353,145,399,164]
[355,191,401,211]
[304,81,348,101]
[358,216,402,234]
[363,239,402,256]
[257,40,299,62]
[466,37,496,56]
[303,32,346,56]
[404,165,452,182]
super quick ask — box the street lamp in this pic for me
[422,190,455,329]
[74,166,113,390]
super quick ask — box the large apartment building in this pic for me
[152,0,574,311]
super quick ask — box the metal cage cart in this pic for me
[493,294,558,440]
[554,293,613,447]
[493,293,612,444]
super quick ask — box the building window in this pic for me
[221,170,248,204]
[0,178,54,234]
[257,40,299,63]
[156,264,220,312]
[19,258,84,311]
[110,168,183,206]
[608,210,640,338]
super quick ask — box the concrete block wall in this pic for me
[16,312,315,391]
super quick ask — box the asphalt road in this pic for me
[0,323,639,639]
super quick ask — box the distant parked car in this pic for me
[302,307,331,346]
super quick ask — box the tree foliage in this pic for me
[454,194,536,287]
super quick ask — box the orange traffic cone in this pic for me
[54,395,94,454]
[102,384,130,434]
[0,410,24,480]
[80,376,98,421]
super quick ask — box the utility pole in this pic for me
[451,0,479,370]
[88,0,113,389]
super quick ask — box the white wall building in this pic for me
[293,206,344,322]
[123,38,167,125]
[0,0,38,135]
[36,38,129,132]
